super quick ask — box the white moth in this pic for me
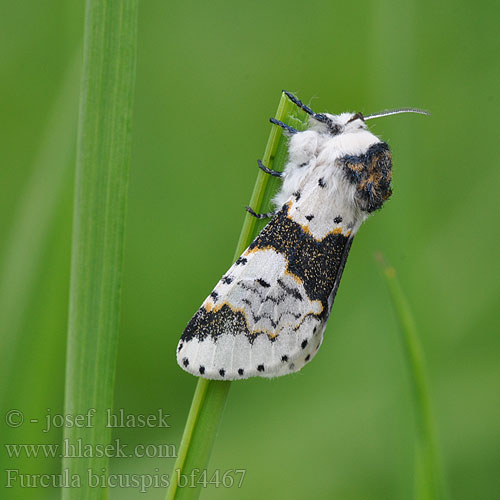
[177,91,428,380]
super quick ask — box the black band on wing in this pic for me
[181,204,352,344]
[248,205,350,313]
[182,304,250,343]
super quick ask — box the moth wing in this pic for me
[176,243,326,380]
[177,179,353,380]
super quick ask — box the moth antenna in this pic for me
[364,108,430,120]
[282,90,331,125]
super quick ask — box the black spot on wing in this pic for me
[277,278,303,301]
[256,278,271,288]
[334,216,342,223]
[305,215,314,221]
[236,257,247,265]
[238,368,244,376]
[318,177,326,188]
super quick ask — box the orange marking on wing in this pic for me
[300,224,312,235]
[243,246,260,257]
[324,227,351,238]
[284,268,304,285]
[297,224,351,239]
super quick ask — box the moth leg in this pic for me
[283,90,316,116]
[282,90,330,125]
[257,159,282,178]
[269,117,298,134]
[245,206,276,219]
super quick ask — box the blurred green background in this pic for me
[1,0,499,499]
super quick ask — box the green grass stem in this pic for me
[376,255,445,500]
[62,2,139,499]
[166,92,308,500]
[0,52,80,408]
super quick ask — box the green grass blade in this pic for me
[166,92,308,500]
[0,51,79,407]
[62,2,139,499]
[376,255,445,500]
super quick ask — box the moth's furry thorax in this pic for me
[273,112,393,216]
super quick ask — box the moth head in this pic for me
[309,112,368,135]
[309,107,430,136]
